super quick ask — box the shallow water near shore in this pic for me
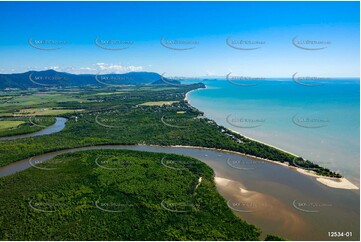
[0,144,359,240]
[187,79,360,186]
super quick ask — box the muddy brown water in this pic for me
[0,144,358,240]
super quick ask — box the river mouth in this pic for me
[0,117,67,141]
[0,144,359,240]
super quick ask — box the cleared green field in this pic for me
[0,121,25,131]
[94,92,125,96]
[0,117,56,137]
[0,93,87,107]
[0,96,15,104]
[139,87,178,91]
[16,108,83,116]
[140,101,179,106]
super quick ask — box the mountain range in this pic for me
[0,70,181,89]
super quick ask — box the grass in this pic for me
[0,93,87,107]
[16,108,84,116]
[94,92,126,96]
[139,87,178,91]
[0,84,342,177]
[140,101,179,106]
[0,117,56,137]
[0,121,25,131]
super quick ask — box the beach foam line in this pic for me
[182,89,359,190]
[228,128,299,157]
[184,89,298,157]
[213,127,358,190]
[184,86,206,102]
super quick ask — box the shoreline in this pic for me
[186,87,298,157]
[151,144,359,190]
[228,129,299,157]
[183,88,359,190]
[184,85,206,102]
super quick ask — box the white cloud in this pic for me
[80,67,93,71]
[94,63,143,73]
[18,63,145,75]
[206,70,216,76]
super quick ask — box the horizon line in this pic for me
[0,69,359,79]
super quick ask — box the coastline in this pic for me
[228,129,299,157]
[183,88,359,190]
[186,86,298,157]
[184,85,206,102]
[157,144,358,190]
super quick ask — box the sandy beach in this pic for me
[214,177,309,239]
[184,85,206,102]
[182,89,359,190]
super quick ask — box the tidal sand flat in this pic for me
[0,145,359,240]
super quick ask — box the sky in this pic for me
[0,1,359,77]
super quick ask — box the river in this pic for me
[0,117,67,141]
[0,144,358,240]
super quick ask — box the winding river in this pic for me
[0,144,359,240]
[0,117,67,141]
[0,116,359,240]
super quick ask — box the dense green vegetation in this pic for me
[0,116,56,137]
[0,83,341,177]
[0,150,261,240]
[292,157,341,178]
[264,235,287,241]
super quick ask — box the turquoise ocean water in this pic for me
[187,78,360,185]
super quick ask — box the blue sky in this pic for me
[0,1,359,77]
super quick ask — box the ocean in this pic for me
[187,78,360,186]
